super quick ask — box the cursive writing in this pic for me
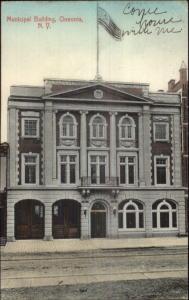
[122,3,183,36]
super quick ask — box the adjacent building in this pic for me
[6,77,186,241]
[168,61,188,231]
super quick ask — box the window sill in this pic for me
[118,229,145,232]
[152,228,178,231]
[21,136,40,139]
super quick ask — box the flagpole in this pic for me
[96,1,99,79]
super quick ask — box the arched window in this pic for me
[90,114,107,139]
[118,115,135,140]
[59,113,77,138]
[118,200,144,230]
[152,199,177,229]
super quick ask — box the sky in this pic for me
[1,0,188,141]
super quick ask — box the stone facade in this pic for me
[7,79,186,241]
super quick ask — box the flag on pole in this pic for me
[98,7,122,41]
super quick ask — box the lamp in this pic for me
[113,207,117,216]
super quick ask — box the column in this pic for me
[80,201,90,239]
[142,106,151,186]
[172,113,182,186]
[8,107,17,187]
[52,110,57,181]
[109,112,117,178]
[44,203,53,240]
[138,113,145,186]
[80,111,88,179]
[44,102,53,185]
[145,201,153,237]
[7,201,15,241]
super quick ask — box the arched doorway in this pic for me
[15,200,44,239]
[91,202,106,238]
[52,200,81,239]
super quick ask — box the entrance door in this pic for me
[15,200,44,239]
[91,202,106,238]
[52,200,81,239]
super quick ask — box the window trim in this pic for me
[21,118,39,138]
[58,151,79,185]
[152,199,178,230]
[153,122,169,142]
[117,152,138,186]
[89,113,107,140]
[88,151,109,185]
[154,155,170,186]
[118,200,145,231]
[59,112,78,139]
[118,114,136,141]
[21,153,39,185]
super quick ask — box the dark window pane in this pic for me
[100,165,105,184]
[139,212,144,228]
[118,212,123,228]
[126,213,136,228]
[161,204,169,209]
[91,165,97,184]
[157,167,166,184]
[128,165,134,184]
[160,212,169,227]
[61,165,66,183]
[120,165,125,184]
[127,205,135,210]
[172,212,177,227]
[70,164,75,183]
[152,212,157,228]
[166,199,176,209]
[25,165,36,183]
[92,202,105,210]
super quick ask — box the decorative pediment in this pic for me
[43,83,152,104]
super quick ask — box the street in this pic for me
[1,246,188,299]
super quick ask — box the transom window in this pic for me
[90,114,107,139]
[22,154,39,185]
[89,155,107,184]
[154,156,170,185]
[152,199,177,229]
[59,154,77,184]
[154,122,169,141]
[22,118,39,138]
[119,155,137,185]
[118,115,135,140]
[59,113,77,138]
[118,200,144,230]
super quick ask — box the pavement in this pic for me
[0,236,188,254]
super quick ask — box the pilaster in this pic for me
[109,112,117,178]
[8,107,18,187]
[142,106,151,186]
[80,111,88,178]
[44,102,53,185]
[138,113,145,186]
[44,203,53,240]
[172,113,182,186]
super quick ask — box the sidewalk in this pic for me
[1,237,188,254]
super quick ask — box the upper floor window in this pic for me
[118,200,144,230]
[154,122,169,141]
[152,199,177,229]
[90,114,107,139]
[118,115,135,140]
[154,156,170,186]
[21,153,39,185]
[59,153,78,184]
[119,156,137,185]
[59,113,77,139]
[89,154,108,184]
[22,118,39,138]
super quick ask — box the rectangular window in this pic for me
[118,213,123,228]
[126,213,136,228]
[154,123,169,141]
[22,154,39,185]
[155,156,169,185]
[152,212,157,228]
[119,156,136,185]
[22,118,39,137]
[160,212,169,228]
[90,155,107,184]
[60,154,77,184]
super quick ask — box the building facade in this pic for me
[7,78,186,241]
[168,61,188,231]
